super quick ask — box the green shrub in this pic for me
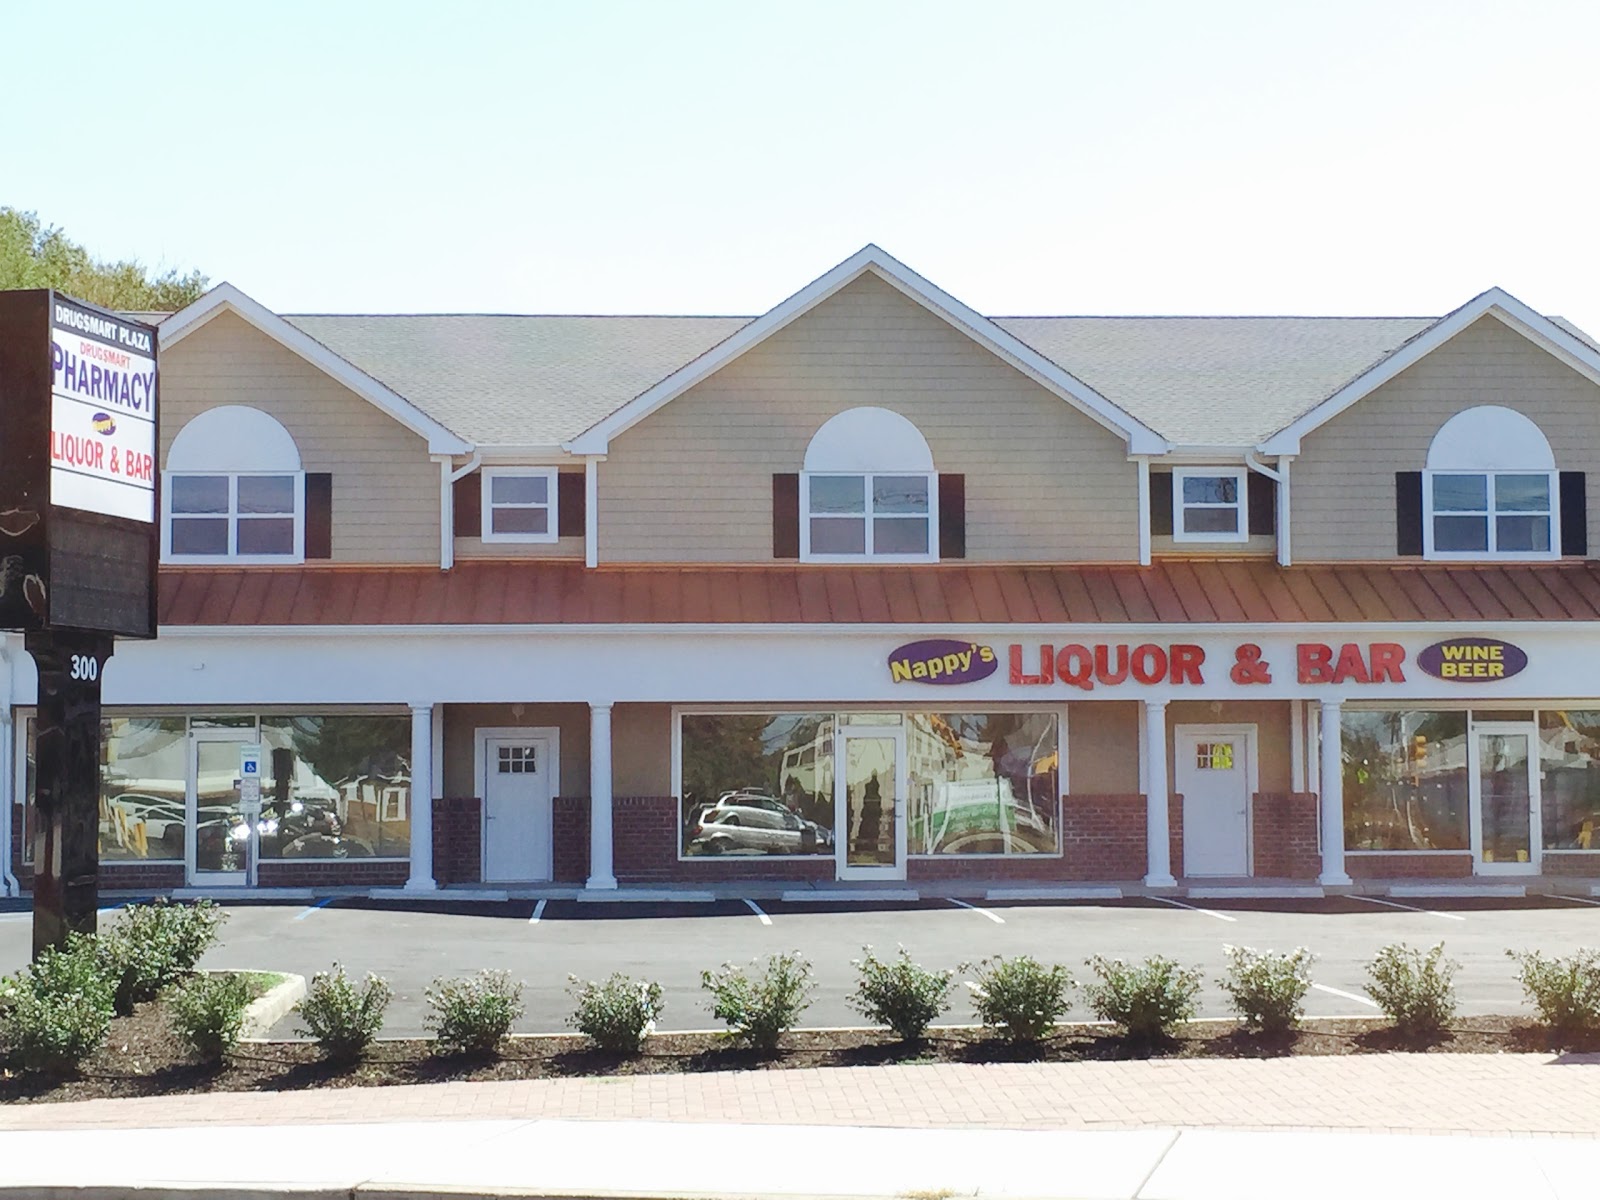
[1221,945,1316,1033]
[169,972,253,1062]
[1508,948,1600,1039]
[426,970,524,1056]
[99,899,227,1015]
[701,952,814,1051]
[0,936,114,1074]
[1084,955,1202,1041]
[566,973,665,1054]
[968,955,1074,1043]
[850,947,956,1043]
[1364,942,1458,1036]
[296,964,391,1063]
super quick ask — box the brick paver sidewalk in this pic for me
[4,1053,1598,1136]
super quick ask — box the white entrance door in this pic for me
[188,728,257,887]
[479,728,557,883]
[1175,725,1256,877]
[1470,722,1541,875]
[835,726,907,881]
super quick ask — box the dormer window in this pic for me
[163,406,305,563]
[481,467,558,543]
[800,408,938,562]
[1423,407,1558,561]
[1171,468,1248,543]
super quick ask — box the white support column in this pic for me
[405,703,437,892]
[1318,698,1351,886]
[1143,698,1176,887]
[584,458,600,569]
[0,697,14,898]
[587,701,617,889]
[1135,457,1152,567]
[1289,700,1306,793]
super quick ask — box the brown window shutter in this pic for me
[304,473,332,559]
[557,471,586,538]
[453,470,481,538]
[773,473,799,559]
[1561,471,1587,556]
[1247,471,1276,536]
[938,473,966,559]
[1149,471,1174,536]
[1396,471,1423,556]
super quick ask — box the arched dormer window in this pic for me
[801,408,938,561]
[1423,406,1558,560]
[164,406,305,562]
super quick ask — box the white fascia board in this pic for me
[473,444,580,464]
[159,283,472,456]
[1258,287,1600,456]
[564,244,1168,456]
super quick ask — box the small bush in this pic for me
[850,947,956,1043]
[968,955,1074,1043]
[169,972,253,1062]
[1508,948,1600,1039]
[100,900,227,1015]
[1364,942,1458,1036]
[0,936,114,1074]
[1084,955,1202,1041]
[1221,945,1316,1033]
[567,973,665,1054]
[426,970,524,1056]
[296,964,391,1063]
[701,952,815,1052]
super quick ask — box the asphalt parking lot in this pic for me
[2,894,1598,1037]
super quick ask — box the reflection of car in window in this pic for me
[685,790,833,856]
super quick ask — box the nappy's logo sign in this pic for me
[1417,637,1527,682]
[889,639,998,685]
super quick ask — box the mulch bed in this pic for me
[5,1000,1597,1105]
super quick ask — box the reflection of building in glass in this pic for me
[907,713,1058,855]
[1343,710,1470,851]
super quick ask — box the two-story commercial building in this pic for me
[6,245,1600,899]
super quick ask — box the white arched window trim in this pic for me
[800,408,939,563]
[162,406,306,564]
[1422,405,1559,562]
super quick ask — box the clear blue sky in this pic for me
[4,0,1598,329]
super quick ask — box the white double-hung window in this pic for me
[800,407,938,562]
[481,467,558,542]
[1423,406,1558,560]
[163,406,304,563]
[1171,467,1247,543]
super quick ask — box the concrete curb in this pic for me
[238,972,306,1040]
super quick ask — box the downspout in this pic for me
[0,643,17,897]
[1245,452,1293,567]
[438,453,482,571]
[1134,456,1152,567]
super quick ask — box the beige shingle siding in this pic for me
[600,273,1138,564]
[161,311,440,564]
[1293,315,1600,561]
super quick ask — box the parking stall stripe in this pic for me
[1312,982,1380,1008]
[1150,895,1237,923]
[293,897,335,921]
[1352,894,1466,922]
[528,899,547,925]
[947,897,1004,924]
[1558,895,1600,908]
[743,898,772,926]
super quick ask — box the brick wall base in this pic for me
[1061,793,1146,880]
[258,859,409,888]
[434,797,481,885]
[1538,853,1600,877]
[553,796,590,883]
[1169,794,1184,878]
[1346,853,1474,878]
[1252,792,1320,879]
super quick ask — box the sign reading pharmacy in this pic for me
[888,636,1531,689]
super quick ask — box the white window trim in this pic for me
[161,470,305,565]
[799,471,939,563]
[481,466,559,544]
[1421,468,1560,562]
[1171,466,1248,544]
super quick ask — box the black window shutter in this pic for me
[773,473,799,559]
[938,473,966,559]
[1149,471,1174,536]
[453,471,481,538]
[1561,471,1587,556]
[304,473,332,559]
[1396,471,1423,556]
[557,471,586,538]
[1247,472,1276,536]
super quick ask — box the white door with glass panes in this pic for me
[187,728,258,887]
[835,726,907,880]
[1469,722,1541,874]
[1175,726,1256,877]
[480,729,556,882]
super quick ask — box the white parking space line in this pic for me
[1150,895,1237,923]
[1312,982,1379,1008]
[292,897,335,922]
[1352,894,1466,922]
[528,899,547,925]
[947,897,1004,924]
[1558,894,1600,908]
[743,898,772,926]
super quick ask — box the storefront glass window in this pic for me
[680,714,835,856]
[1343,710,1470,851]
[907,713,1060,854]
[1537,711,1600,851]
[260,716,412,859]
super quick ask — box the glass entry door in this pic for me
[1470,722,1541,874]
[835,727,907,880]
[188,730,257,886]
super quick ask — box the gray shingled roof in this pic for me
[281,311,1447,448]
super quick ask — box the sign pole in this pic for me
[26,631,112,956]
